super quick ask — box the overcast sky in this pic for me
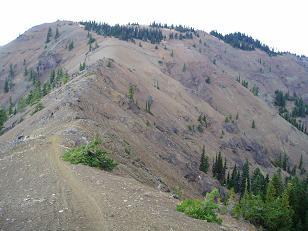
[1,0,307,55]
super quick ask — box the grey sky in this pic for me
[1,0,307,55]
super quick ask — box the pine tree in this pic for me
[4,79,9,93]
[271,169,284,198]
[182,63,186,72]
[298,154,303,170]
[212,152,225,184]
[199,145,209,173]
[252,120,256,128]
[9,64,14,79]
[251,168,266,196]
[266,178,277,203]
[282,152,288,171]
[46,27,52,43]
[55,27,60,39]
[228,164,237,189]
[128,85,134,101]
[241,160,250,196]
[145,96,153,113]
[0,107,7,129]
[8,97,13,115]
[24,66,28,76]
[226,171,230,186]
[68,41,74,51]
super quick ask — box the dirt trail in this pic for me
[48,136,107,231]
[0,135,253,230]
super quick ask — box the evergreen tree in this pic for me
[46,27,52,43]
[252,120,256,128]
[24,66,28,76]
[128,85,134,101]
[241,160,250,196]
[9,64,14,79]
[287,177,307,230]
[199,145,209,173]
[282,152,288,171]
[264,183,294,231]
[68,41,74,51]
[8,97,13,115]
[274,90,286,107]
[145,96,153,113]
[0,107,7,129]
[298,154,303,170]
[251,168,266,196]
[55,27,60,39]
[212,152,225,184]
[271,169,284,198]
[79,62,86,71]
[4,79,9,93]
[228,164,237,189]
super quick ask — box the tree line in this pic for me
[210,31,280,56]
[274,90,308,135]
[80,21,163,44]
[150,21,196,33]
[199,148,307,230]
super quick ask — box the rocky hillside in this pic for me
[0,20,307,230]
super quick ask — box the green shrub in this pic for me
[63,138,117,171]
[31,102,44,115]
[176,188,222,224]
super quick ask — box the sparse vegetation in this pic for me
[17,68,70,112]
[4,64,15,92]
[63,138,117,171]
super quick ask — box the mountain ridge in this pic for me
[0,20,307,230]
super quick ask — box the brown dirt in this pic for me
[1,134,250,230]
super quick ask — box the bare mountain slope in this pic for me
[0,21,307,230]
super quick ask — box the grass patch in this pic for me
[63,138,117,171]
[176,188,222,224]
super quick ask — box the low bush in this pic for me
[31,102,44,115]
[63,138,117,171]
[176,188,222,224]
